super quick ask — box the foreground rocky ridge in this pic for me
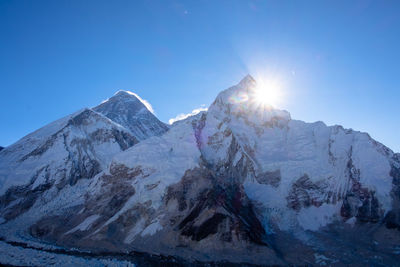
[1,76,400,265]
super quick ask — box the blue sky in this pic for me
[1,0,399,152]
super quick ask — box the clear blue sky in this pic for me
[1,0,399,152]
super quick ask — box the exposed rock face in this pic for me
[384,155,400,229]
[0,146,3,152]
[256,169,281,187]
[1,77,400,265]
[0,182,52,221]
[93,91,169,140]
[166,166,268,246]
[287,174,328,211]
[177,183,267,245]
[29,159,280,264]
[29,163,141,250]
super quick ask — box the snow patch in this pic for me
[314,253,336,265]
[141,219,163,237]
[345,216,357,226]
[65,215,100,234]
[297,203,342,231]
[169,106,208,124]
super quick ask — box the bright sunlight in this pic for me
[252,78,283,107]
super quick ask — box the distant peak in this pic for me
[93,90,168,140]
[100,90,155,114]
[239,74,256,86]
[114,90,139,98]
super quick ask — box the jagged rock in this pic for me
[287,174,327,211]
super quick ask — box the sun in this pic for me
[252,78,282,107]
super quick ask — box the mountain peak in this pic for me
[107,90,154,113]
[213,75,256,105]
[96,90,156,115]
[113,90,139,98]
[93,91,168,140]
[209,75,291,123]
[238,74,256,87]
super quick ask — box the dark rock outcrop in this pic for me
[0,182,53,221]
[384,158,400,229]
[341,153,384,223]
[287,174,327,211]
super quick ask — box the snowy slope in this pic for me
[0,108,140,224]
[0,108,137,195]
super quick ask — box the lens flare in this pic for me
[253,78,282,107]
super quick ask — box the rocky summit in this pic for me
[1,76,400,266]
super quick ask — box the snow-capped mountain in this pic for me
[93,90,169,140]
[1,77,400,265]
[0,147,3,152]
[0,92,168,225]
